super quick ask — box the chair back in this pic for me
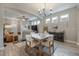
[26,35,31,41]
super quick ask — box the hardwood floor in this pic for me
[0,41,79,56]
[54,41,79,56]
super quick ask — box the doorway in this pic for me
[3,24,18,46]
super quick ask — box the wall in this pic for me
[38,20,44,33]
[0,20,4,49]
[51,7,77,43]
[38,7,77,43]
[76,6,79,45]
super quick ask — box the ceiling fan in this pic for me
[17,16,29,21]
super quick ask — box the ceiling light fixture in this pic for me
[17,16,28,21]
[38,3,53,17]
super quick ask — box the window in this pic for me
[37,20,40,25]
[34,21,37,25]
[46,18,50,23]
[60,14,69,22]
[52,16,58,23]
[31,22,34,25]
[31,20,40,25]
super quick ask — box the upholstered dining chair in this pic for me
[41,35,54,55]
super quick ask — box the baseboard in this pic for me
[0,47,4,50]
[64,40,79,46]
[64,40,76,44]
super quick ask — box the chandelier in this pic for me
[38,3,53,17]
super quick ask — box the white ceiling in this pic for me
[0,3,77,22]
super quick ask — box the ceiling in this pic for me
[0,3,77,23]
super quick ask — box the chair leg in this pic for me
[49,41,51,56]
[49,47,51,56]
[53,40,54,54]
[29,42,33,54]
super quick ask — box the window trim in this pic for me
[52,16,58,23]
[46,18,50,24]
[60,14,69,22]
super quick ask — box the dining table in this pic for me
[31,33,53,40]
[25,32,54,55]
[31,32,53,47]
